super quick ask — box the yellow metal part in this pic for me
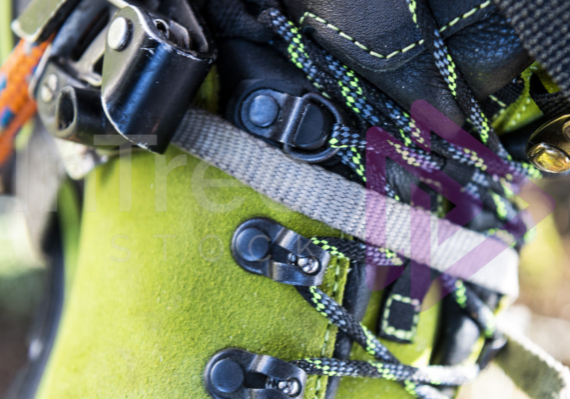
[526,115,570,173]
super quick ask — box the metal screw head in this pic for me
[527,142,570,173]
[107,17,131,51]
[296,256,320,275]
[277,379,301,397]
[40,73,58,103]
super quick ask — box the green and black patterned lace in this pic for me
[285,237,500,399]
[259,6,540,249]
[252,4,520,397]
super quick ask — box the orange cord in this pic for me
[0,39,51,166]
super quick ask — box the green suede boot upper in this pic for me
[36,148,441,399]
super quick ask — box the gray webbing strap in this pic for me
[497,323,570,399]
[172,108,519,296]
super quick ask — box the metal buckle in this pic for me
[231,218,330,286]
[205,349,307,399]
[232,80,343,163]
[23,0,216,154]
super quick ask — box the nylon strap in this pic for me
[171,108,519,296]
[532,90,570,121]
[493,0,570,100]
[497,322,570,399]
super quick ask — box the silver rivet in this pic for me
[107,17,131,51]
[287,253,320,275]
[297,256,319,275]
[40,73,58,103]
[296,257,309,267]
[278,379,301,397]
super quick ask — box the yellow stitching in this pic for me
[326,23,339,32]
[313,377,322,399]
[489,94,506,108]
[354,41,367,50]
[442,17,461,31]
[381,294,421,341]
[463,7,478,18]
[299,1,491,59]
[315,253,343,399]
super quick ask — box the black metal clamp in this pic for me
[231,218,330,286]
[205,349,307,399]
[19,0,216,155]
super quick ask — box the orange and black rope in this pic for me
[0,38,51,166]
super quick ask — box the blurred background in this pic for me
[458,177,570,399]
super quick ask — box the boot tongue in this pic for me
[280,0,533,124]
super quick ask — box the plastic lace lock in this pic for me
[231,218,330,286]
[29,0,216,155]
[230,80,342,163]
[205,349,307,399]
